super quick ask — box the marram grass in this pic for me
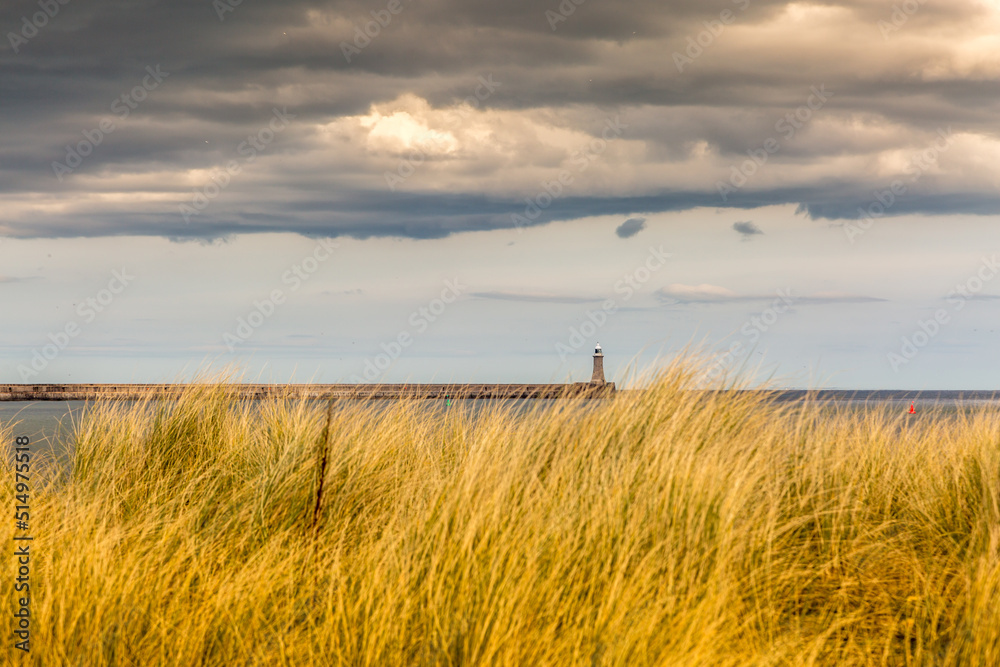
[2,361,999,665]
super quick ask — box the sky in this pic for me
[2,0,1000,388]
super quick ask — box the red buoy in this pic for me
[908,402,916,414]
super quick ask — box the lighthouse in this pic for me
[591,343,605,385]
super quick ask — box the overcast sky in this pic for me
[2,0,1000,388]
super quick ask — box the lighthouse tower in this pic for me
[591,343,605,385]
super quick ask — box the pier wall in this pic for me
[0,383,616,402]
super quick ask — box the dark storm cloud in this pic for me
[0,187,871,241]
[1,0,998,240]
[732,221,762,238]
[615,217,646,239]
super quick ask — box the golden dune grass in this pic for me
[2,360,999,665]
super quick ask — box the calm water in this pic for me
[0,401,87,469]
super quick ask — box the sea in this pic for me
[1,401,86,470]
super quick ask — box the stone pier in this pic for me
[0,382,615,402]
[1,348,617,401]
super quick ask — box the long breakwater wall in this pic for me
[0,383,616,402]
